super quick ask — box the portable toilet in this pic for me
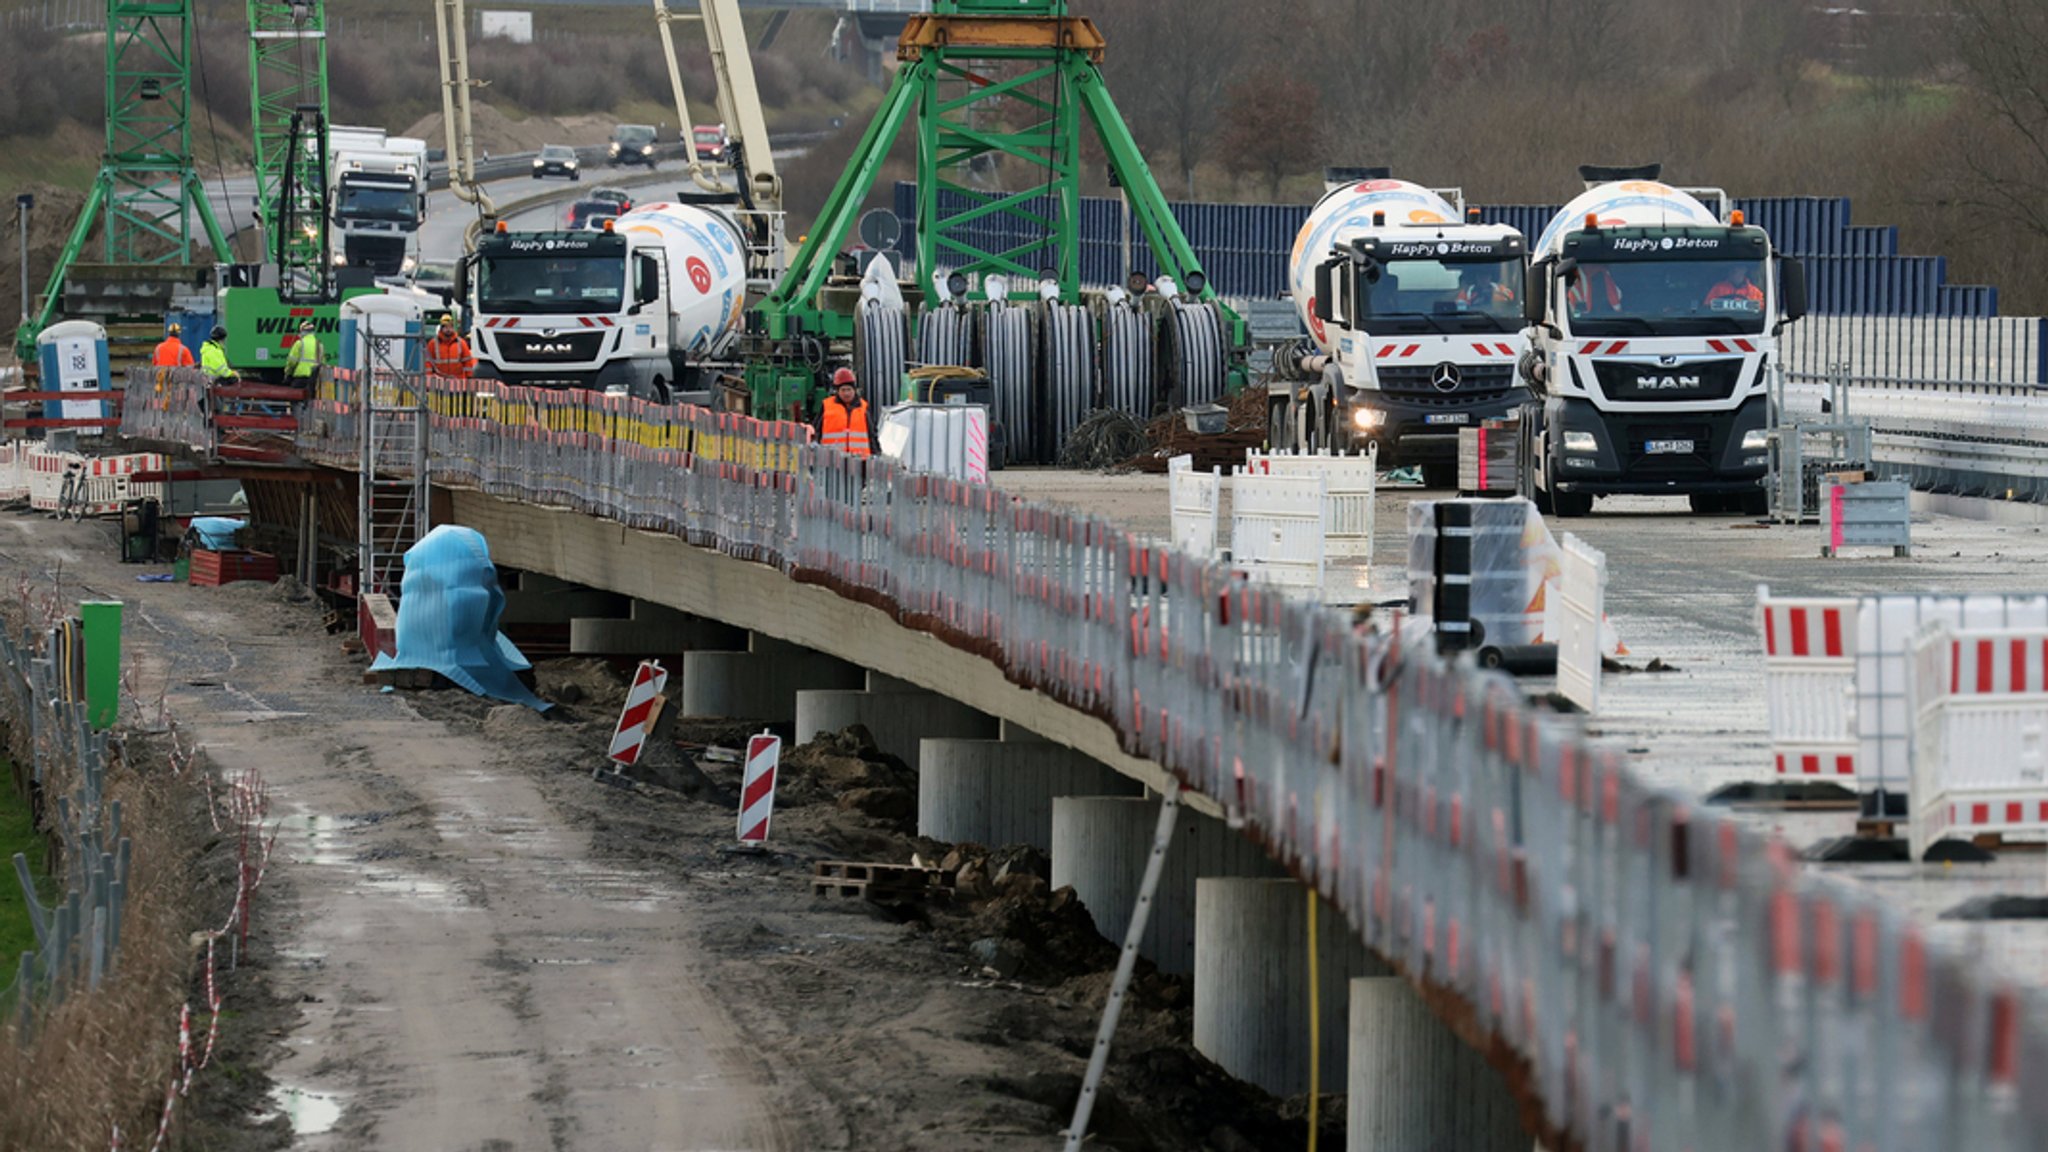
[339,293,425,375]
[36,319,112,439]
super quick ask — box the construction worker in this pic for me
[152,322,195,368]
[1705,264,1764,311]
[425,314,475,379]
[284,320,322,387]
[817,367,873,457]
[199,326,236,383]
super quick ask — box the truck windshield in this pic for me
[335,183,418,225]
[1566,258,1768,336]
[1360,257,1522,334]
[478,254,625,315]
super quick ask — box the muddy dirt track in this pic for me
[0,511,1329,1152]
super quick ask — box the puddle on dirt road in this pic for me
[268,1083,345,1135]
[279,809,470,907]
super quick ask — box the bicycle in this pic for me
[56,460,87,521]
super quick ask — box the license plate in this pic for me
[1425,413,1469,425]
[1645,438,1694,455]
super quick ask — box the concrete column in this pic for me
[795,689,996,771]
[680,634,864,722]
[919,740,1140,851]
[1193,877,1386,1097]
[569,599,746,657]
[500,571,630,625]
[1051,798,1284,977]
[1349,976,1526,1152]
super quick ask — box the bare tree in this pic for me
[1218,76,1325,200]
[1941,0,2048,247]
[1090,0,1247,197]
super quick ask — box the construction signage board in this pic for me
[737,733,781,843]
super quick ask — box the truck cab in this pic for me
[1287,175,1530,487]
[329,133,429,278]
[1518,168,1807,516]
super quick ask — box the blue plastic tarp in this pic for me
[368,525,550,711]
[190,517,245,550]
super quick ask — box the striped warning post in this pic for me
[606,660,669,767]
[737,732,781,843]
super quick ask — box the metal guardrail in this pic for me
[131,367,2042,1152]
[1787,370,2048,502]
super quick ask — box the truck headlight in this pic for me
[1350,407,1385,430]
[331,253,346,266]
[1741,428,1769,451]
[1563,431,1598,453]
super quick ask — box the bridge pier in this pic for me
[501,570,629,625]
[681,634,864,722]
[795,681,997,771]
[1348,977,1527,1151]
[1192,877,1382,1096]
[1051,798,1284,976]
[569,599,746,658]
[918,739,1139,852]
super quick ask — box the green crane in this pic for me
[743,0,1245,425]
[13,0,230,362]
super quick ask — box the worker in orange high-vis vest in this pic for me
[817,367,873,456]
[424,314,475,379]
[152,322,195,368]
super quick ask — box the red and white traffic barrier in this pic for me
[1757,585,1858,779]
[737,732,782,843]
[606,659,668,768]
[1907,622,2048,859]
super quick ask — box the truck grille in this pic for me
[1375,363,1516,399]
[493,330,607,363]
[1593,358,1743,403]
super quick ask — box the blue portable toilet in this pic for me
[36,319,112,437]
[339,293,426,374]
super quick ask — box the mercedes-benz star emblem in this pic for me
[1430,362,1461,393]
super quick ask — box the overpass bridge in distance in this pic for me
[116,368,2048,1152]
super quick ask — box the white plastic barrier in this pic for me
[1757,585,1859,778]
[1241,445,1378,560]
[1554,533,1606,713]
[1229,471,1325,594]
[877,403,989,484]
[0,442,27,502]
[1857,594,2048,806]
[23,447,167,516]
[1907,622,2048,859]
[1167,454,1221,558]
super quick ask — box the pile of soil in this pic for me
[764,723,919,832]
[401,109,624,157]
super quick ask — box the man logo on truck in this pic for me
[1634,375,1702,391]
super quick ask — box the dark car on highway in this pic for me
[566,199,619,231]
[607,124,658,167]
[586,186,634,215]
[532,144,580,181]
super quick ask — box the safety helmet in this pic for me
[439,313,456,327]
[831,367,857,388]
[166,322,181,336]
[209,325,227,341]
[299,320,315,333]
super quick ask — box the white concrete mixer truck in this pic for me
[459,200,749,402]
[1277,170,1530,487]
[1515,165,1807,516]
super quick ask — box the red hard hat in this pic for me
[831,367,856,387]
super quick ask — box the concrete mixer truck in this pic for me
[458,200,749,401]
[1276,171,1530,487]
[1515,165,1807,516]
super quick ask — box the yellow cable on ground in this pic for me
[1307,886,1320,1152]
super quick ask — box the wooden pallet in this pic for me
[811,861,955,902]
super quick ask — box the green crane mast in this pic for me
[247,0,331,293]
[13,0,230,362]
[743,0,1244,421]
